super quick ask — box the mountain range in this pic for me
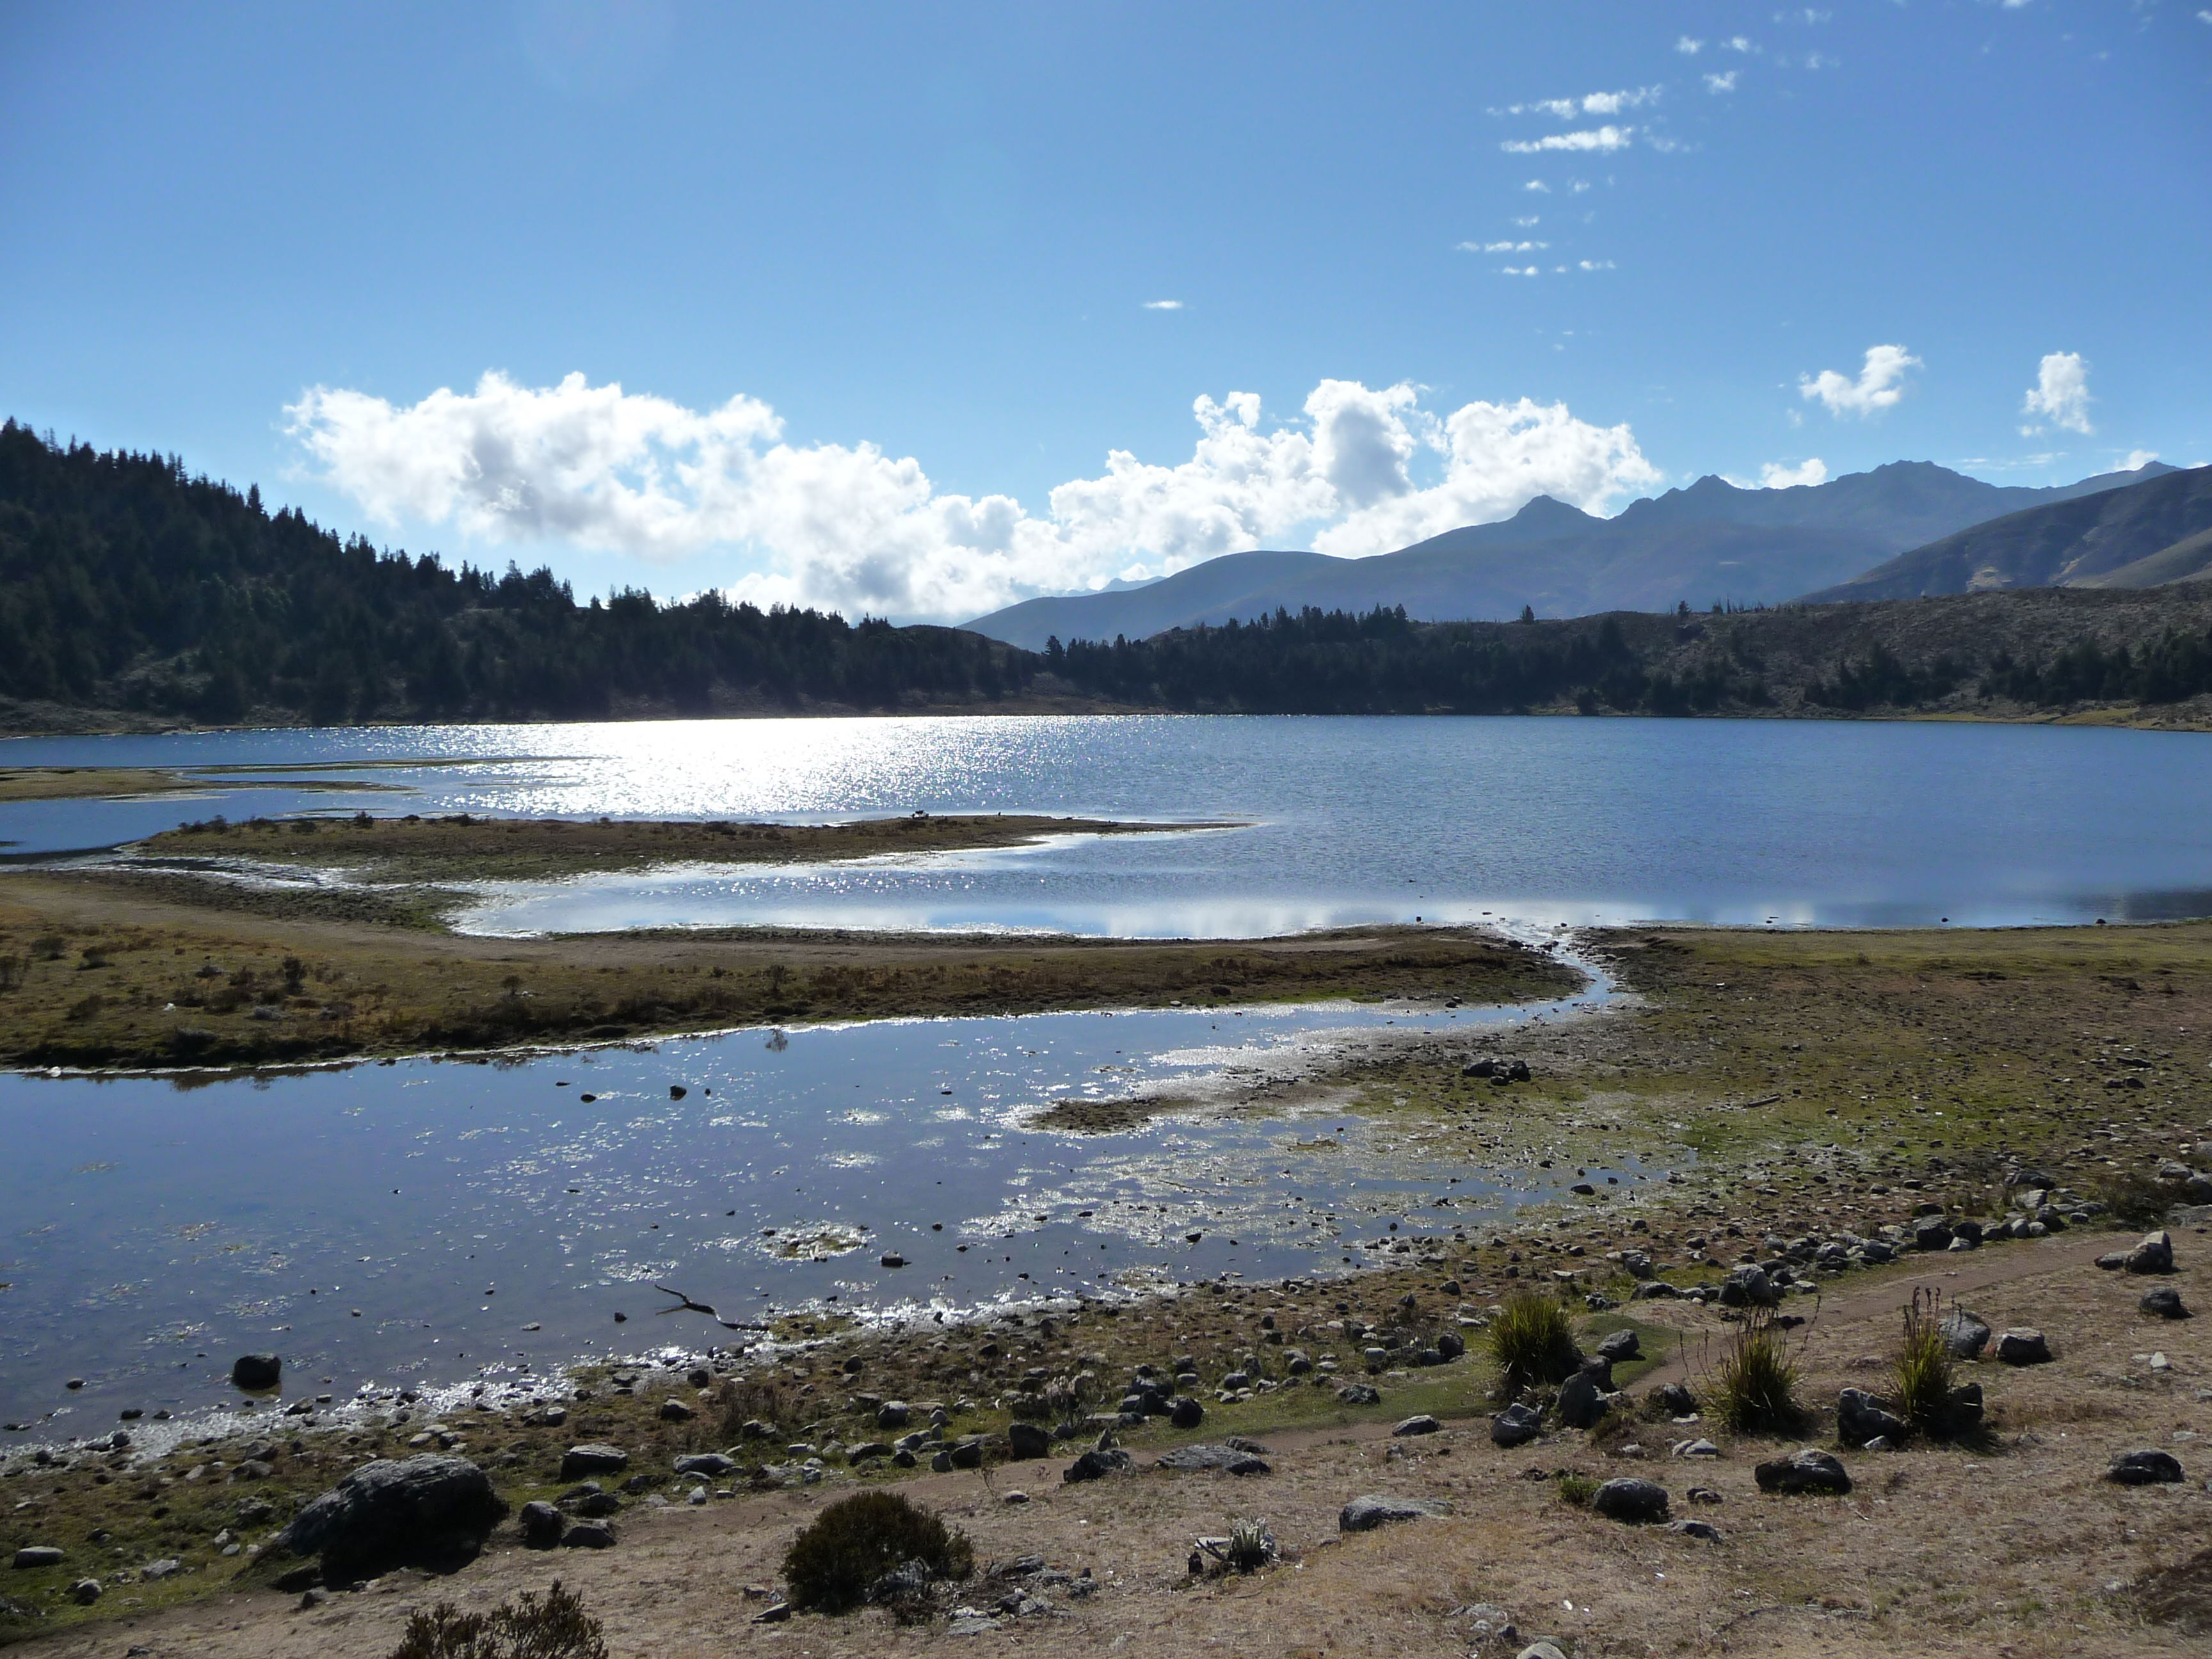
[965,458,2183,649]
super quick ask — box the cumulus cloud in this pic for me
[1142,299,1183,310]
[1799,344,1922,418]
[1461,239,1548,253]
[287,372,1662,621]
[1524,179,1551,192]
[1704,70,1738,92]
[1760,458,1829,488]
[1578,259,1616,271]
[1676,35,1703,52]
[1498,86,1658,119]
[2122,448,2161,470]
[1502,125,1635,153]
[2020,351,2094,435]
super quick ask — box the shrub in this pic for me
[1892,1288,1953,1434]
[2091,1169,2174,1227]
[1556,1472,1598,1508]
[1224,1516,1277,1572]
[1485,1290,1583,1396]
[387,1580,607,1659]
[1707,1308,1806,1434]
[783,1491,973,1614]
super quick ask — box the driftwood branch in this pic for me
[651,1283,772,1332]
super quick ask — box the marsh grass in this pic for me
[1703,1307,1808,1435]
[1892,1288,1954,1436]
[1485,1290,1583,1397]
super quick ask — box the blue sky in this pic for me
[3,1,2207,620]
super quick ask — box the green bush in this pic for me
[782,1491,974,1614]
[1708,1308,1806,1434]
[387,1580,607,1659]
[1891,1288,1953,1435]
[1556,1472,1598,1508]
[1485,1290,1583,1396]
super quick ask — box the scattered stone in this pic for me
[1392,1415,1441,1438]
[68,1578,100,1605]
[1335,1382,1381,1406]
[1517,1642,1569,1659]
[1939,1309,1991,1359]
[1590,1477,1669,1523]
[1062,1448,1135,1483]
[559,1445,630,1480]
[1436,1331,1466,1361]
[1155,1445,1270,1475]
[1687,1486,1723,1505]
[230,1354,282,1391]
[560,1522,616,1549]
[879,1254,907,1269]
[1667,1519,1722,1542]
[2142,1286,2192,1320]
[1557,1372,1607,1430]
[2107,1449,2185,1486]
[673,1453,737,1478]
[1338,1495,1453,1532]
[1941,1382,1984,1440]
[1837,1388,1909,1448]
[876,1401,911,1430]
[277,1455,508,1578]
[1006,1422,1052,1461]
[948,1614,1002,1635]
[751,1601,791,1624]
[12,1548,62,1570]
[1754,1448,1852,1496]
[1596,1329,1641,1363]
[1912,1219,1955,1253]
[1632,1281,1683,1300]
[140,1560,182,1582]
[1994,1328,2052,1365]
[1491,1403,1543,1447]
[2128,1231,2177,1275]
[2097,1251,2131,1271]
[519,1501,564,1548]
[1653,1382,1697,1415]
[1169,1396,1205,1429]
[657,1399,694,1422]
[1670,1438,1719,1460]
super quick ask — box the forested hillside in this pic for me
[0,421,1036,726]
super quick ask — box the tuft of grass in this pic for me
[1705,1307,1806,1434]
[1892,1288,1953,1435]
[387,1580,607,1659]
[1556,1472,1598,1508]
[2090,1168,2174,1227]
[1485,1290,1583,1397]
[1224,1516,1278,1573]
[2134,1548,2212,1636]
[781,1491,974,1615]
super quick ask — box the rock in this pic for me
[1168,1395,1205,1429]
[879,1253,907,1269]
[876,1400,911,1430]
[673,1453,737,1478]
[1633,1281,1683,1300]
[141,1559,181,1581]
[559,1445,629,1480]
[1491,1402,1543,1447]
[1912,1219,1955,1253]
[570,1491,621,1518]
[12,1547,63,1569]
[1837,1388,1909,1448]
[230,1354,282,1391]
[657,1399,694,1422]
[1006,1421,1052,1461]
[1061,1448,1135,1483]
[560,1522,617,1549]
[1335,1382,1381,1406]
[1993,1328,2052,1365]
[2141,1286,2192,1320]
[1717,1267,1777,1308]
[1939,1308,1991,1359]
[1670,1438,1719,1460]
[1596,1329,1642,1363]
[2108,1448,2184,1485]
[948,1614,1002,1635]
[1590,1477,1669,1523]
[276,1456,507,1578]
[519,1501,564,1548]
[1436,1331,1466,1361]
[751,1601,791,1624]
[2097,1251,2131,1271]
[1667,1519,1722,1542]
[1557,1371,1607,1431]
[1338,1495,1453,1532]
[949,1439,985,1470]
[1754,1448,1852,1496]
[1392,1415,1441,1437]
[2128,1231,2177,1274]
[1653,1382,1697,1415]
[1155,1445,1270,1475]
[68,1578,100,1604]
[1940,1382,1984,1439]
[1517,1645,1569,1659]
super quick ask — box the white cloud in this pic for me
[1513,215,1541,227]
[2020,351,2094,435]
[1676,35,1703,52]
[1799,344,1923,418]
[1759,457,1829,488]
[1142,299,1183,310]
[1524,179,1551,192]
[1578,259,1616,271]
[288,372,1661,621]
[1502,125,1635,154]
[1704,70,1738,92]
[1461,239,1548,253]
[1498,86,1658,119]
[2122,448,2160,470]
[1724,35,1756,52]
[1502,265,1542,276]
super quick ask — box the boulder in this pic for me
[2140,1286,2191,1320]
[560,1522,616,1549]
[1939,1309,1991,1359]
[2128,1231,2177,1274]
[1517,1646,1569,1659]
[1338,1495,1453,1532]
[1993,1328,2052,1365]
[1717,1267,1778,1308]
[1912,1219,1955,1253]
[68,1578,101,1604]
[1653,1382,1697,1416]
[1753,1448,1852,1496]
[1590,1478,1669,1523]
[1491,1402,1543,1447]
[876,1400,911,1430]
[559,1445,629,1480]
[1596,1329,1641,1363]
[1005,1422,1052,1461]
[1155,1445,1269,1475]
[12,1547,63,1569]
[1169,1396,1205,1430]
[1061,1448,1135,1484]
[1837,1388,1908,1448]
[2108,1449,2184,1485]
[1436,1331,1466,1361]
[229,1354,282,1391]
[1940,1382,1984,1440]
[1335,1382,1382,1406]
[657,1399,694,1422]
[1557,1372,1607,1431]
[673,1453,737,1478]
[518,1501,564,1548]
[277,1456,507,1578]
[1391,1415,1441,1438]
[1667,1519,1722,1542]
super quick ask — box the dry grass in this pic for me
[1893,1287,1955,1434]
[1705,1307,1808,1434]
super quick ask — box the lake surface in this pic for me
[3,712,2209,1438]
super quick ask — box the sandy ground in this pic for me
[15,1231,2210,1659]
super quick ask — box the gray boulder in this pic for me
[1392,1415,1440,1437]
[2140,1286,2191,1320]
[277,1456,506,1576]
[1717,1267,1778,1308]
[1517,1646,1569,1659]
[1994,1328,2051,1365]
[12,1547,63,1569]
[1155,1444,1269,1475]
[560,1522,616,1549]
[1940,1382,1984,1440]
[1668,1519,1721,1541]
[1939,1309,1991,1359]
[673,1452,737,1478]
[1653,1382,1697,1415]
[229,1354,282,1391]
[1491,1402,1543,1447]
[2128,1231,2177,1274]
[559,1445,629,1480]
[2107,1449,2184,1485]
[1338,1495,1452,1532]
[1006,1422,1052,1461]
[518,1500,563,1548]
[1912,1219,1955,1252]
[1596,1329,1641,1363]
[1335,1382,1381,1406]
[1061,1448,1135,1483]
[1837,1388,1908,1448]
[1557,1371,1607,1430]
[1589,1478,1669,1523]
[1754,1448,1852,1496]
[1169,1396,1205,1429]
